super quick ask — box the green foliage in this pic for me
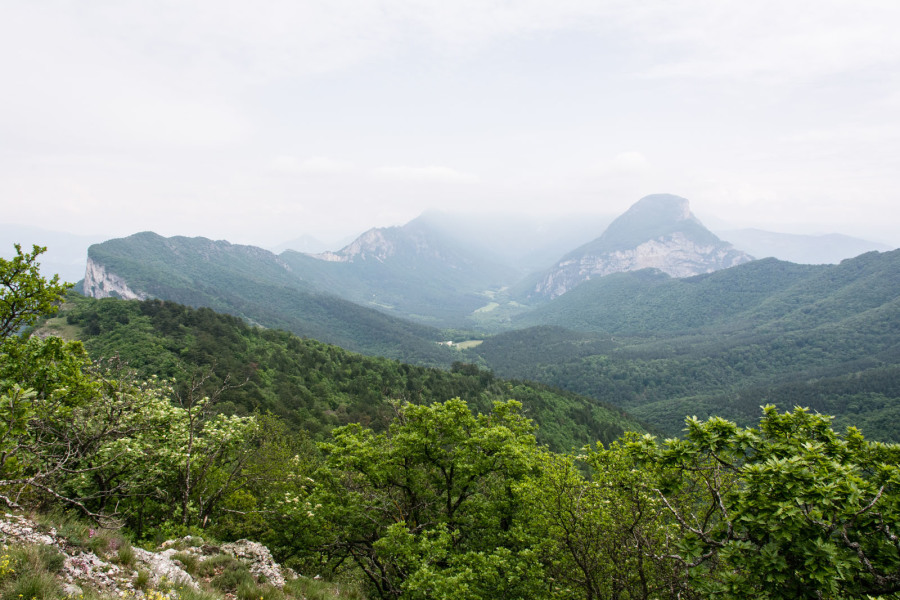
[277,216,517,328]
[210,557,254,592]
[476,250,900,439]
[87,233,456,365]
[522,443,691,599]
[283,577,365,600]
[629,407,900,599]
[0,244,72,339]
[57,295,645,451]
[0,269,262,533]
[316,398,546,599]
[0,544,63,600]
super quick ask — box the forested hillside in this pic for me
[278,215,517,326]
[475,250,900,439]
[48,294,642,450]
[86,232,454,365]
[4,243,900,600]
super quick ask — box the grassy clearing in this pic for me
[454,340,483,349]
[474,302,500,313]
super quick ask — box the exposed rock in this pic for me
[0,513,136,595]
[314,228,398,263]
[0,513,294,597]
[132,547,198,590]
[221,539,286,588]
[532,194,753,299]
[82,257,149,300]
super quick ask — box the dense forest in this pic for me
[86,232,457,364]
[3,244,900,600]
[472,252,900,440]
[49,294,640,451]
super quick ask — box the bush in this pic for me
[284,577,366,600]
[171,551,199,575]
[0,569,60,600]
[116,543,135,567]
[210,559,253,593]
[135,568,150,590]
[196,553,243,578]
[236,580,284,600]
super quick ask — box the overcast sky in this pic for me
[2,0,899,248]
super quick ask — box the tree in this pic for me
[524,441,693,600]
[0,244,262,532]
[629,407,900,599]
[165,368,259,529]
[315,398,545,599]
[0,244,71,339]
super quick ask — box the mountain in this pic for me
[472,249,900,439]
[83,232,454,365]
[516,258,824,333]
[278,214,518,325]
[525,194,754,299]
[716,228,892,264]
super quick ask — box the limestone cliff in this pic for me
[82,257,149,300]
[532,194,753,299]
[314,228,398,263]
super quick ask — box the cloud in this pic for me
[633,1,900,83]
[271,156,354,175]
[592,151,649,176]
[371,165,479,184]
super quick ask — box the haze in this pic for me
[2,1,900,248]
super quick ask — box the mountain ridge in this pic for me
[527,194,754,299]
[83,232,454,365]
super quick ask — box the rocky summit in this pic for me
[531,194,753,299]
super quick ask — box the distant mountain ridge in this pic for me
[528,194,753,299]
[475,248,900,438]
[278,215,517,325]
[717,228,892,264]
[84,232,454,365]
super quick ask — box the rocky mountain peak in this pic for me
[531,194,753,299]
[311,217,458,265]
[314,228,399,263]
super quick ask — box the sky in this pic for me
[2,0,900,248]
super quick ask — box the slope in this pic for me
[522,194,753,300]
[473,250,900,440]
[84,232,453,365]
[278,214,518,326]
[45,294,647,451]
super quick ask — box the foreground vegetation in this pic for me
[3,244,900,599]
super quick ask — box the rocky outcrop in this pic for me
[221,539,291,588]
[0,514,295,598]
[535,231,751,298]
[315,228,395,263]
[532,194,754,299]
[82,257,149,300]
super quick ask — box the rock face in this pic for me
[315,228,397,263]
[0,514,295,597]
[532,194,753,299]
[82,257,149,300]
[312,217,466,266]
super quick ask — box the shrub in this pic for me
[236,580,284,600]
[0,569,60,600]
[171,551,199,575]
[210,560,253,593]
[116,543,135,567]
